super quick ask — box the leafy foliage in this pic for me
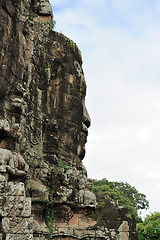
[51,15,56,30]
[136,212,160,240]
[92,178,149,217]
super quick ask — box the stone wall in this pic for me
[0,149,33,239]
[0,0,137,239]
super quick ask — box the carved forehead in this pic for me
[48,33,85,97]
[49,58,87,99]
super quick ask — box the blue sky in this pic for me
[50,0,160,217]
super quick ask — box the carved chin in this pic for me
[77,145,85,160]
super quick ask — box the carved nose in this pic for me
[83,105,91,128]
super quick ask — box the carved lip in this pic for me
[81,123,88,137]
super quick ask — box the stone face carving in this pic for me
[0,0,135,239]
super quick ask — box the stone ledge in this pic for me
[5,234,33,240]
[2,217,33,234]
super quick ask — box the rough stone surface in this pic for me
[0,0,137,239]
[118,221,129,240]
[0,163,32,238]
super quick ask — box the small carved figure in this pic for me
[0,138,29,178]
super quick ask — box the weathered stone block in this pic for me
[68,212,96,229]
[5,234,33,240]
[7,182,25,196]
[33,236,48,240]
[2,217,33,234]
[84,190,97,207]
[2,196,31,217]
[39,16,52,25]
[37,0,52,15]
[77,189,96,207]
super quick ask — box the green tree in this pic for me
[136,212,160,240]
[92,178,149,217]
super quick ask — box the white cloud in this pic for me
[50,0,70,7]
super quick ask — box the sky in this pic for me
[49,0,160,217]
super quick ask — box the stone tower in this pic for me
[0,0,135,239]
